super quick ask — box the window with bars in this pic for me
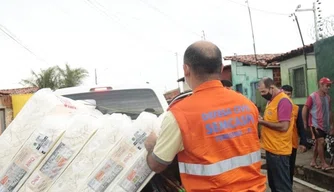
[293,67,306,97]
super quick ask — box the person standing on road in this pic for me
[258,77,294,192]
[144,41,266,191]
[302,77,334,171]
[281,85,308,184]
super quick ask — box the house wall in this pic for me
[11,94,33,118]
[231,61,274,98]
[272,68,282,87]
[5,109,13,127]
[164,88,180,103]
[280,54,317,105]
[315,36,334,110]
[0,95,13,134]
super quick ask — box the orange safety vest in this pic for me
[292,104,299,149]
[261,92,294,155]
[169,80,266,192]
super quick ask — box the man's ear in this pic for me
[183,64,190,77]
[221,64,224,74]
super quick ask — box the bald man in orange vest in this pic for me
[145,41,266,191]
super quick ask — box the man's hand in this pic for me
[145,132,157,153]
[298,145,307,153]
[304,125,308,131]
[258,116,264,125]
[330,128,334,136]
[258,119,264,125]
[303,122,309,131]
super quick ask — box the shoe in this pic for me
[321,166,334,171]
[310,163,321,169]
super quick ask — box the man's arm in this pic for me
[297,107,307,146]
[259,98,292,132]
[145,112,183,173]
[329,98,334,135]
[330,98,333,127]
[302,106,309,129]
[303,96,312,129]
[259,120,290,132]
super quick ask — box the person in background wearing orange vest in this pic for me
[144,40,266,191]
[258,77,294,192]
[281,85,307,185]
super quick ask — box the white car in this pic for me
[54,84,168,120]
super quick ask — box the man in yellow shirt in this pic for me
[258,77,294,192]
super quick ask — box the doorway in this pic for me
[0,109,5,134]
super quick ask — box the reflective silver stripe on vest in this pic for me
[178,150,261,176]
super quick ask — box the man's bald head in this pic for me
[258,77,275,88]
[183,41,222,78]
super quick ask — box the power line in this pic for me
[138,0,202,37]
[0,24,49,64]
[83,0,122,25]
[81,0,175,54]
[223,0,290,16]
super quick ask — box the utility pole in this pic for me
[201,30,206,40]
[290,12,309,95]
[295,0,322,41]
[175,52,182,92]
[246,0,257,62]
[94,68,97,85]
[292,13,307,62]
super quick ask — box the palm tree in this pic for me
[57,64,89,88]
[21,67,60,90]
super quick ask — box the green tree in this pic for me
[21,64,89,90]
[57,64,89,88]
[21,67,60,90]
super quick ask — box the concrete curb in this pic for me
[261,169,331,192]
[294,164,334,191]
[261,152,334,191]
[293,177,331,192]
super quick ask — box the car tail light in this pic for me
[90,87,112,92]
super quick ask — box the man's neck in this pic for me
[272,87,281,98]
[317,90,326,96]
[191,76,220,90]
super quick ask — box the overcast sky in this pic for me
[0,0,333,92]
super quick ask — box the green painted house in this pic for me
[268,44,317,105]
[224,54,282,112]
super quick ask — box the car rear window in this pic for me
[63,89,164,119]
